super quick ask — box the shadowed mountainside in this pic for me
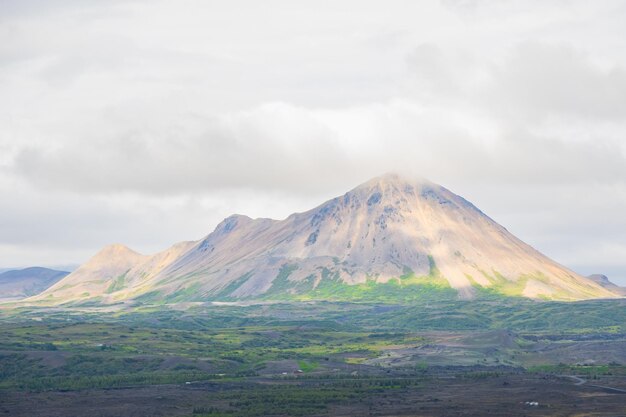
[0,267,69,300]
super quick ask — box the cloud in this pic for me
[8,98,625,201]
[1,0,626,282]
[485,42,626,123]
[8,102,360,195]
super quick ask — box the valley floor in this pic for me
[1,299,626,416]
[2,370,626,417]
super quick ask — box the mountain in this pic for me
[31,174,618,305]
[587,274,626,296]
[36,242,196,304]
[0,267,69,300]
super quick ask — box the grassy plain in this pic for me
[1,299,626,416]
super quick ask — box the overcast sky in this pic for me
[1,0,626,283]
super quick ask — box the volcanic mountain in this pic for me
[32,174,618,305]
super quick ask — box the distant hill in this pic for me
[587,274,626,296]
[32,174,619,306]
[0,267,70,300]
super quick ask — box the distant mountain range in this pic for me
[0,267,69,300]
[27,174,621,306]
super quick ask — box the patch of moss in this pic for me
[105,273,127,294]
[478,269,529,297]
[261,256,457,303]
[263,265,316,299]
[165,283,204,302]
[213,272,253,299]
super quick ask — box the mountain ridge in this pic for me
[29,174,619,305]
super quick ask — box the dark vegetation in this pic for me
[1,298,626,416]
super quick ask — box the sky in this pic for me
[1,0,626,284]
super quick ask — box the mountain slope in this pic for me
[0,267,69,300]
[34,174,618,305]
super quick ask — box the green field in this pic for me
[1,299,626,416]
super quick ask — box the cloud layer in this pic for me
[1,0,626,283]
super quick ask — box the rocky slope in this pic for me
[32,174,619,305]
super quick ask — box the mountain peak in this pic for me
[75,244,147,275]
[587,274,626,296]
[96,243,143,257]
[337,173,475,221]
[347,173,456,209]
[354,172,434,193]
[213,214,253,234]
